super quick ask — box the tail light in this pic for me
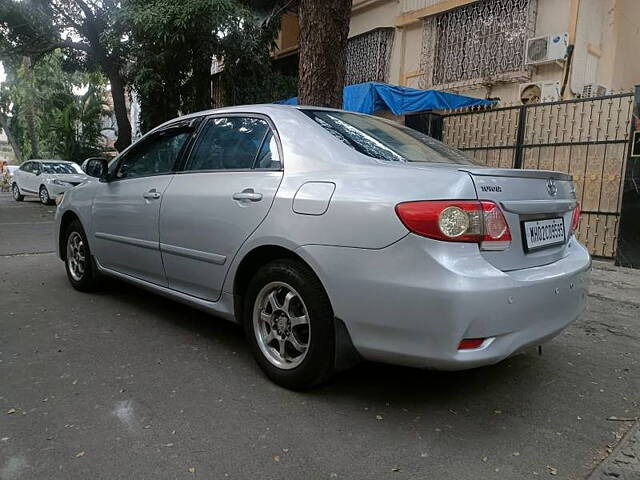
[395,200,511,250]
[570,203,581,235]
[458,338,486,350]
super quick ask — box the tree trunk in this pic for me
[0,114,22,162]
[106,68,132,152]
[22,56,39,158]
[298,0,352,108]
[193,57,213,112]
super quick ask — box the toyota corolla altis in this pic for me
[54,105,590,389]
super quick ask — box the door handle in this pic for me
[233,189,263,202]
[143,189,161,200]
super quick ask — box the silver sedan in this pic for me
[54,105,591,389]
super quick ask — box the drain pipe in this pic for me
[562,0,581,98]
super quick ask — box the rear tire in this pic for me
[64,219,100,292]
[39,185,53,205]
[243,259,335,390]
[12,183,24,201]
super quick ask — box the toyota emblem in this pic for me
[546,178,558,197]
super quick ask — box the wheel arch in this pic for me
[58,210,82,260]
[232,244,314,321]
[231,243,362,371]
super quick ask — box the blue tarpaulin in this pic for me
[276,82,494,115]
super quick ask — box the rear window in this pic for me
[42,162,79,174]
[301,109,479,165]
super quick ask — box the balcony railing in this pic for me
[402,0,478,13]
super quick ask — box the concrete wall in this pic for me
[609,0,640,91]
[0,130,16,164]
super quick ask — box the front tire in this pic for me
[64,219,99,292]
[12,183,24,201]
[244,259,336,390]
[39,185,53,205]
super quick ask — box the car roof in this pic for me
[150,104,351,131]
[31,159,74,163]
[24,158,75,165]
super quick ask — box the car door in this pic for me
[91,123,196,285]
[31,162,44,192]
[18,161,37,193]
[14,162,30,191]
[159,115,284,301]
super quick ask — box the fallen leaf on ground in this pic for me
[187,467,195,473]
[391,467,400,472]
[375,415,383,421]
[273,455,280,462]
[512,452,520,456]
[75,451,85,458]
[7,409,16,414]
[482,457,488,462]
[547,466,558,475]
[607,416,636,421]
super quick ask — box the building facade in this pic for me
[275,0,640,104]
[0,130,16,164]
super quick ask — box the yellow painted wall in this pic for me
[609,0,640,91]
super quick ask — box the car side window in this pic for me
[20,162,31,173]
[254,131,281,169]
[117,129,191,180]
[185,117,271,171]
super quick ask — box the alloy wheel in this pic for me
[66,232,86,281]
[40,187,50,204]
[253,281,311,369]
[12,184,20,200]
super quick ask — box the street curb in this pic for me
[588,420,640,480]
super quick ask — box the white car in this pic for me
[6,165,19,182]
[12,160,88,205]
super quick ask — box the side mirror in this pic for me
[85,158,109,181]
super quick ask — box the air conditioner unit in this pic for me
[582,83,608,98]
[525,33,569,65]
[519,81,561,104]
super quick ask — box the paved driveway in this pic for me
[1,192,639,479]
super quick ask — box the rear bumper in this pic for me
[298,234,590,370]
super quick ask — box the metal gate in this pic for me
[439,93,634,258]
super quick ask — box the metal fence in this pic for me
[440,93,635,258]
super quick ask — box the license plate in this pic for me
[523,218,566,251]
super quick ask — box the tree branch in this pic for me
[58,38,93,53]
[73,0,97,23]
[49,2,84,31]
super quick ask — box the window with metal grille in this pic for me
[345,28,395,86]
[423,0,537,87]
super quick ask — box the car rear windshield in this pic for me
[301,109,479,165]
[41,162,78,174]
